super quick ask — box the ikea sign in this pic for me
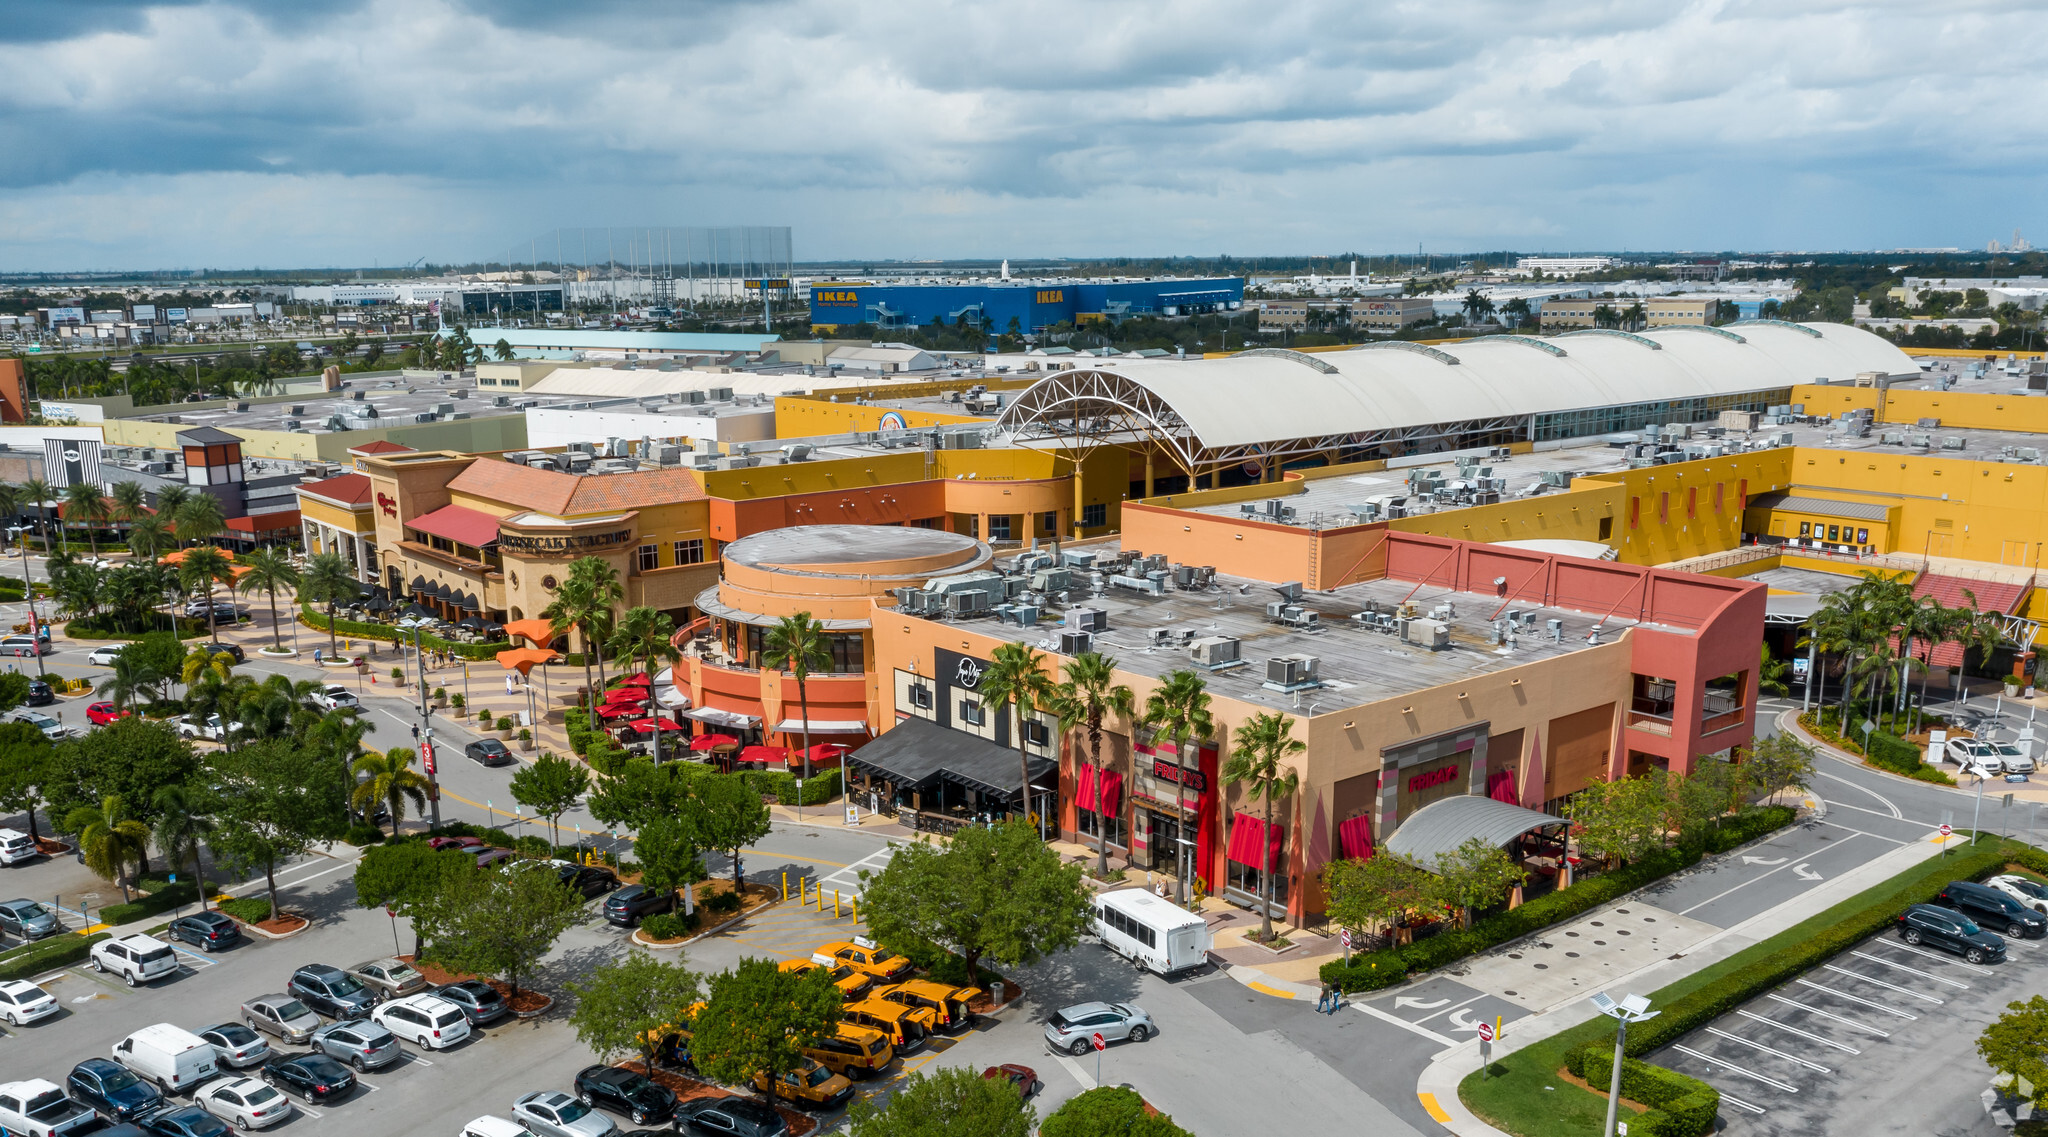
[814,290,861,306]
[1035,290,1065,304]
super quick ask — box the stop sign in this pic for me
[1092,1032,1106,1052]
[1476,1021,1495,1043]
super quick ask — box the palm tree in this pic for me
[110,480,149,537]
[1142,669,1214,900]
[1055,651,1134,875]
[63,482,111,559]
[605,606,680,762]
[0,482,24,556]
[975,642,1056,826]
[20,477,53,554]
[351,748,430,836]
[127,513,173,563]
[50,561,105,622]
[760,612,833,780]
[177,492,225,551]
[179,544,237,639]
[152,785,216,911]
[1222,712,1304,944]
[183,642,236,687]
[235,546,300,652]
[153,485,191,546]
[300,551,358,658]
[493,338,515,361]
[97,648,167,710]
[67,795,152,902]
[544,555,622,699]
[544,574,603,701]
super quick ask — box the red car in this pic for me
[427,835,485,852]
[86,701,132,726]
[982,1064,1039,1098]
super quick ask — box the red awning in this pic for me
[1075,763,1099,812]
[1099,770,1124,816]
[406,504,501,548]
[741,745,790,765]
[602,688,649,705]
[1225,811,1284,868]
[226,509,301,533]
[1337,814,1375,861]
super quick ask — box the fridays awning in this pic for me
[503,618,557,647]
[1384,794,1568,864]
[1225,811,1284,868]
[494,647,558,676]
[844,716,1053,804]
[773,718,868,734]
[682,706,761,729]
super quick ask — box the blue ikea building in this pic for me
[809,278,1243,332]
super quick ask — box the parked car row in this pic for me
[1944,736,2037,776]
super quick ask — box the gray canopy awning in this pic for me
[1384,794,1568,864]
[846,716,1052,803]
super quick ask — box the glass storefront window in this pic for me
[1076,807,1126,847]
[1227,859,1289,904]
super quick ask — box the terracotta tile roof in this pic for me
[407,504,503,548]
[296,472,373,506]
[349,440,415,455]
[445,459,705,518]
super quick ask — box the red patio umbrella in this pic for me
[602,687,648,703]
[618,673,652,687]
[690,732,739,751]
[595,703,642,720]
[804,742,851,766]
[627,717,686,733]
[740,745,790,765]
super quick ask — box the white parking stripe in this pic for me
[1670,1044,1802,1093]
[1734,1010,1860,1054]
[1869,938,1995,975]
[1718,1092,1767,1115]
[1705,1027,1831,1073]
[169,944,219,968]
[1819,964,1945,1005]
[1847,950,1971,989]
[1794,979,1917,1020]
[1767,993,1892,1037]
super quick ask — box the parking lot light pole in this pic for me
[399,618,441,831]
[1591,992,1659,1137]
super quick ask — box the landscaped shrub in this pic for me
[98,880,203,925]
[638,909,696,940]
[706,889,743,914]
[495,715,514,732]
[298,604,506,660]
[0,933,110,982]
[1041,1087,1194,1137]
[218,896,276,924]
[345,823,387,846]
[514,835,552,857]
[1577,1047,1720,1137]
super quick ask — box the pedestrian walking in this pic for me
[1317,981,1334,1013]
[1325,986,1344,1015]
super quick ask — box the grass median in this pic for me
[1461,835,2043,1137]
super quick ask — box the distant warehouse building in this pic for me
[1540,298,1721,329]
[1257,297,1433,333]
[809,278,1243,333]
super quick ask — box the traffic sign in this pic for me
[1476,1021,1495,1043]
[1940,823,1954,838]
[1339,928,1354,952]
[1091,1032,1106,1052]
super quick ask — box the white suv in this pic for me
[371,993,471,1050]
[89,934,179,988]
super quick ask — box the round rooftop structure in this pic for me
[708,524,992,628]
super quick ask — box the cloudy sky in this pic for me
[0,0,2042,270]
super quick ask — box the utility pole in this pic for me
[402,618,441,830]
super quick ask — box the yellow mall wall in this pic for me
[1792,384,2048,434]
[1785,448,2048,567]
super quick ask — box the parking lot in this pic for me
[1649,897,2045,1136]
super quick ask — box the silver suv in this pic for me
[307,1019,402,1072]
[1043,1001,1155,1056]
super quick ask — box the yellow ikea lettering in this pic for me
[1035,289,1064,304]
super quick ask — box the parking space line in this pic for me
[1705,1027,1831,1073]
[1847,949,1971,989]
[1868,938,1995,975]
[296,1104,323,1120]
[1795,978,1917,1019]
[1819,964,1944,1004]
[169,944,219,968]
[1671,1044,1802,1093]
[1718,1092,1767,1115]
[1735,1010,1859,1054]
[1766,993,1892,1037]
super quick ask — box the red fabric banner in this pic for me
[1099,771,1124,817]
[1337,814,1375,861]
[1076,763,1100,812]
[1489,769,1519,804]
[1226,812,1284,867]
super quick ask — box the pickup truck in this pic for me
[170,714,243,742]
[0,1079,103,1137]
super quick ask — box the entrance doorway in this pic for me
[1145,810,1183,875]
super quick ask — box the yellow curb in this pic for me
[1246,981,1296,999]
[1418,1093,1453,1124]
[80,923,110,934]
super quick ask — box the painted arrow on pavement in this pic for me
[1394,996,1451,1010]
[1794,864,1823,881]
[1447,1009,1484,1031]
[1741,856,1789,866]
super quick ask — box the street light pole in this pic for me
[401,618,442,830]
[1591,993,1660,1137]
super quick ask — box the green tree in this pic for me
[587,758,694,830]
[633,813,708,906]
[151,784,217,908]
[235,546,300,652]
[183,642,236,688]
[67,794,153,901]
[44,717,200,842]
[127,512,173,563]
[1742,734,1816,806]
[689,956,841,1094]
[1040,1087,1194,1137]
[759,612,832,779]
[606,606,680,762]
[213,738,350,921]
[1430,836,1526,929]
[0,483,23,556]
[353,841,474,956]
[1322,852,1430,944]
[176,490,225,549]
[50,561,105,621]
[975,642,1056,819]
[351,747,430,836]
[544,556,622,698]
[300,551,359,658]
[492,338,515,362]
[432,856,585,997]
[179,544,237,639]
[692,772,771,887]
[20,477,54,553]
[63,482,111,559]
[1142,668,1214,897]
[1222,711,1303,943]
[567,954,703,1074]
[0,723,54,842]
[1978,995,2048,1108]
[509,752,589,847]
[1054,651,1134,876]
[1568,775,1668,866]
[859,817,1089,987]
[847,1064,1036,1137]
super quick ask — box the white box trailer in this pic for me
[1093,888,1211,976]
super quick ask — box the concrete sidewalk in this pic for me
[1413,829,1960,1136]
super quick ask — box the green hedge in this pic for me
[66,613,208,640]
[0,933,110,983]
[299,604,510,660]
[1577,1047,1720,1137]
[1800,711,1956,786]
[218,896,275,924]
[1321,806,1796,992]
[744,766,843,806]
[97,880,206,925]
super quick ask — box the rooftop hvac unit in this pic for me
[1403,618,1451,650]
[722,456,760,469]
[945,589,991,616]
[1547,618,1565,642]
[1941,436,1967,450]
[781,443,813,462]
[1058,629,1093,655]
[1030,567,1072,592]
[1062,551,1098,570]
[1190,636,1240,668]
[436,403,455,415]
[1265,654,1320,687]
[494,395,511,407]
[352,390,366,400]
[414,412,437,423]
[452,388,468,399]
[289,405,305,416]
[568,442,596,454]
[2020,448,2042,462]
[1273,581,1304,603]
[895,589,931,614]
[1001,604,1042,627]
[708,386,733,401]
[1880,432,1905,445]
[682,390,707,404]
[451,411,470,420]
[655,445,683,465]
[1066,606,1107,632]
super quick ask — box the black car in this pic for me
[465,739,515,766]
[604,884,676,927]
[1937,880,2047,939]
[434,979,510,1027]
[142,1105,232,1137]
[562,865,621,898]
[167,911,241,952]
[287,964,378,1019]
[24,679,52,706]
[199,642,246,664]
[575,1064,679,1126]
[1898,902,2008,963]
[68,1056,164,1124]
[262,1052,357,1103]
[675,1096,789,1137]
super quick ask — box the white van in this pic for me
[1092,888,1213,976]
[0,828,38,865]
[112,1024,219,1092]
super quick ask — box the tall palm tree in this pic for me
[97,648,166,710]
[605,606,680,762]
[179,545,236,639]
[759,612,832,780]
[109,480,149,536]
[300,551,358,658]
[350,748,429,836]
[975,642,1056,826]
[543,574,603,701]
[235,546,300,652]
[1143,669,1214,900]
[20,477,53,554]
[63,482,111,559]
[1222,712,1304,944]
[545,555,622,699]
[66,795,152,902]
[1055,651,1134,875]
[177,492,225,550]
[127,513,173,563]
[50,560,105,622]
[153,485,192,547]
[152,785,216,911]
[0,482,24,556]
